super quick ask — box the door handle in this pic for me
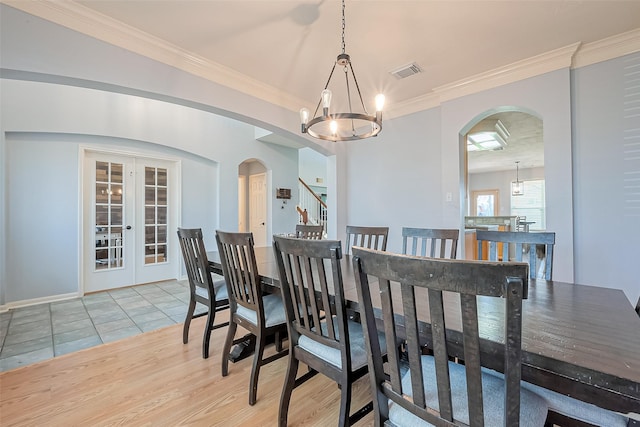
[126,225,132,230]
[261,222,265,226]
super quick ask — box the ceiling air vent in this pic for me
[390,62,422,79]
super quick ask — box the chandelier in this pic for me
[299,0,384,142]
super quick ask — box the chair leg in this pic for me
[275,330,282,352]
[278,354,299,427]
[249,331,267,406]
[221,320,237,377]
[183,298,196,344]
[202,305,215,359]
[338,378,352,427]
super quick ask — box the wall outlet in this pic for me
[446,192,453,202]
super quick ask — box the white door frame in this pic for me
[238,175,247,232]
[79,146,182,294]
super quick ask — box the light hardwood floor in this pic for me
[0,312,375,426]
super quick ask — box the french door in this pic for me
[83,151,178,293]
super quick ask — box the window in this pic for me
[511,179,545,230]
[471,190,499,216]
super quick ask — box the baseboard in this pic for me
[0,292,81,313]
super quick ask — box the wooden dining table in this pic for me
[208,247,640,416]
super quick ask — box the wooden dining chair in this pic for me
[352,247,549,426]
[472,236,629,426]
[215,230,288,406]
[295,223,323,239]
[177,228,229,359]
[401,227,459,258]
[273,235,388,427]
[345,225,388,255]
[476,230,556,280]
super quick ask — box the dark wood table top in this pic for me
[208,247,640,414]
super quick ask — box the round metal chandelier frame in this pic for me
[300,0,384,142]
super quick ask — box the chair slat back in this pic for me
[273,236,351,369]
[215,231,263,316]
[295,224,324,239]
[345,225,389,255]
[352,247,527,426]
[401,227,459,259]
[177,228,215,296]
[476,230,555,280]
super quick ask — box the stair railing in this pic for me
[297,178,327,232]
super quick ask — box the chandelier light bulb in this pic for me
[321,89,332,114]
[375,94,385,112]
[330,120,338,135]
[299,108,310,125]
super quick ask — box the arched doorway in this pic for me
[460,108,544,258]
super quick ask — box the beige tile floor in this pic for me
[0,280,203,372]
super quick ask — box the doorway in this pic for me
[238,159,268,247]
[463,110,544,219]
[82,150,179,292]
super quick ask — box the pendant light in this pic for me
[512,161,524,196]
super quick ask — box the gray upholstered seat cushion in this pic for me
[482,367,629,427]
[387,355,548,427]
[236,293,286,327]
[195,277,228,301]
[297,318,387,370]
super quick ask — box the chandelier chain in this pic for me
[341,0,346,54]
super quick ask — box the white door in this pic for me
[84,152,135,292]
[83,152,177,292]
[249,173,267,246]
[135,160,177,283]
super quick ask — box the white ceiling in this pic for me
[7,1,640,171]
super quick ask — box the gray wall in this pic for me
[342,69,576,283]
[1,4,638,306]
[572,51,640,299]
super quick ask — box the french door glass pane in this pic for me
[95,161,125,271]
[144,166,168,265]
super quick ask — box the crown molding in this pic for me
[2,0,307,113]
[385,92,440,120]
[387,29,640,116]
[434,43,581,103]
[5,1,640,121]
[387,43,580,116]
[572,27,640,68]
